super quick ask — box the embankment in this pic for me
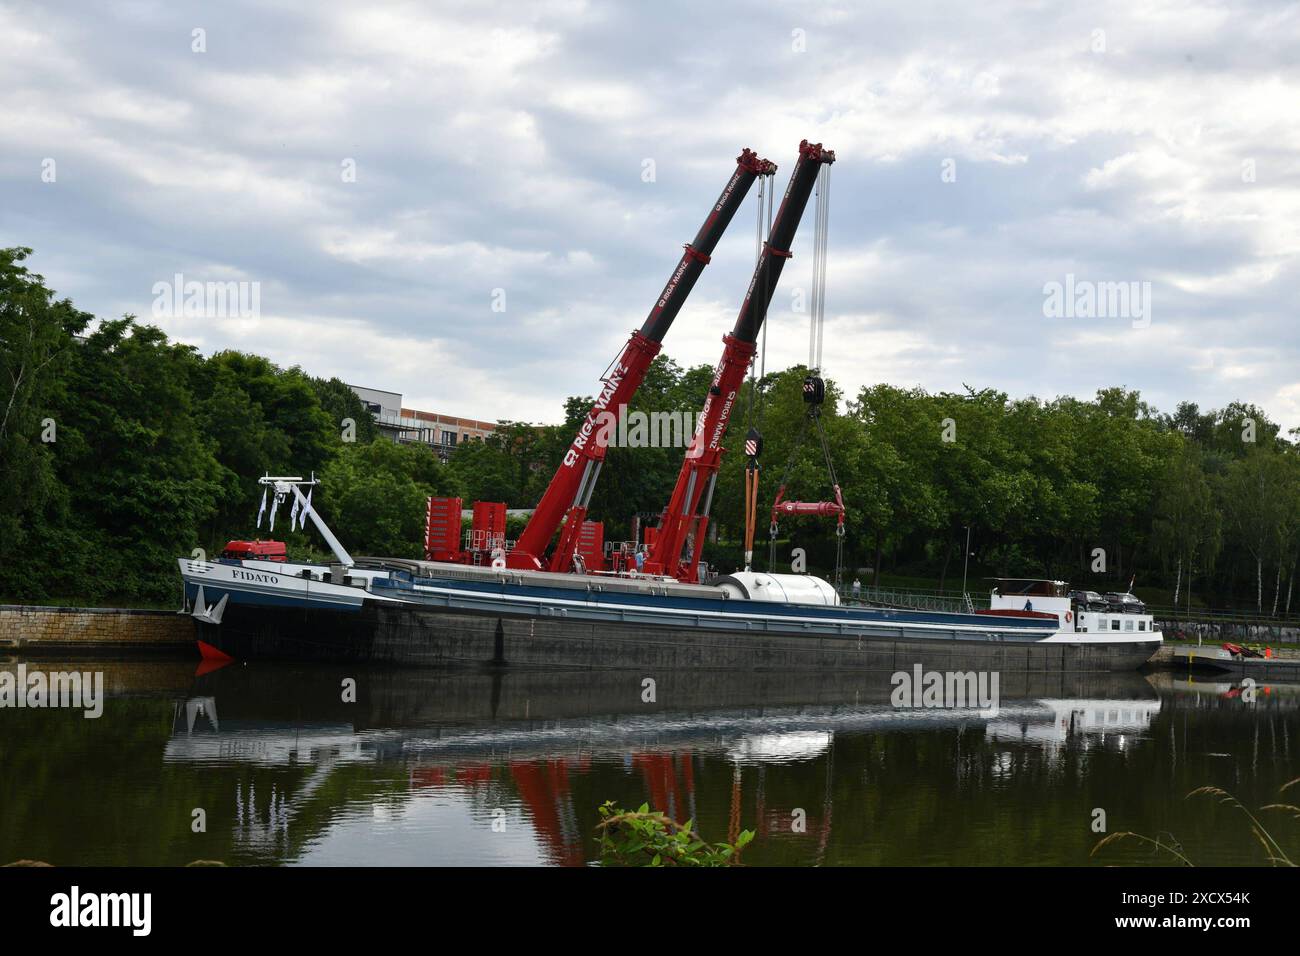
[0,605,195,656]
[1154,618,1300,646]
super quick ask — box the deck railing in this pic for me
[840,584,975,615]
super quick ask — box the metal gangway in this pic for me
[841,584,976,615]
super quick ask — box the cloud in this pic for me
[1,0,1298,434]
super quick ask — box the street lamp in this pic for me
[961,525,972,597]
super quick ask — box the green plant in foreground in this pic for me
[596,801,754,867]
[1092,778,1300,866]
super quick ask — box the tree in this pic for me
[1150,440,1220,608]
[31,318,225,602]
[311,376,377,444]
[319,440,459,558]
[1218,450,1292,612]
[0,248,91,574]
[1266,453,1300,615]
[848,384,947,583]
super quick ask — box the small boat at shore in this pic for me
[177,478,1160,673]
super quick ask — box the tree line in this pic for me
[0,248,457,604]
[3,246,1298,612]
[505,350,1300,615]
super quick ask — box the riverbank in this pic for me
[6,601,1299,673]
[1150,642,1300,663]
[0,605,194,656]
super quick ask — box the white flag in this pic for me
[289,493,300,531]
[256,488,267,529]
[270,493,281,531]
[300,488,313,528]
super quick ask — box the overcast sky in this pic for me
[3,1,1298,429]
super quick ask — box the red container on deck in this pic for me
[220,540,287,562]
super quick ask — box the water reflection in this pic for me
[1,659,1297,866]
[984,697,1163,751]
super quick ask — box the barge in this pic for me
[178,480,1160,673]
[175,143,1160,674]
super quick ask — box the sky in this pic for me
[2,0,1298,429]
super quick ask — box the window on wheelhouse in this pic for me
[991,578,1068,598]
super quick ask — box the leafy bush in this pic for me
[596,801,753,867]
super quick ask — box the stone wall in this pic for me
[1156,618,1300,647]
[0,605,195,654]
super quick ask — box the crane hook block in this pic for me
[803,375,825,405]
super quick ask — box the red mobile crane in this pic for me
[507,150,777,572]
[644,140,836,582]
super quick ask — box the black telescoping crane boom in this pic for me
[644,140,835,582]
[508,150,776,571]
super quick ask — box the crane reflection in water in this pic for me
[0,658,1264,865]
[140,662,1300,866]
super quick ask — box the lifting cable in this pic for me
[767,163,846,587]
[809,161,830,373]
[742,172,774,570]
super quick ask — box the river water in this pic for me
[1,658,1296,866]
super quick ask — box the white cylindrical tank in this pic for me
[713,571,841,606]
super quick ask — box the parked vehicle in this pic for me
[1068,589,1107,612]
[1103,591,1146,614]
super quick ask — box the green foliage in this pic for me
[0,248,91,569]
[320,439,459,558]
[1092,778,1299,866]
[4,244,1300,613]
[16,317,226,603]
[311,375,378,444]
[1217,449,1300,611]
[699,377,1298,609]
[1151,440,1220,604]
[445,421,547,506]
[0,249,462,604]
[596,801,753,867]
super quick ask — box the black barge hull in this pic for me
[195,602,1160,673]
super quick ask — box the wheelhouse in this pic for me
[988,578,1155,636]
